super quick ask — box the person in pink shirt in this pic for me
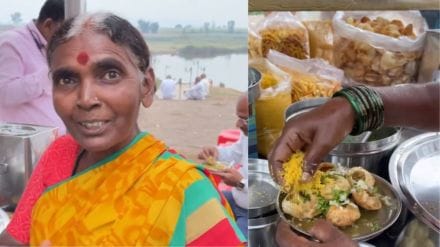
[0,0,66,134]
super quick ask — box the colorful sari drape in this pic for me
[29,132,245,246]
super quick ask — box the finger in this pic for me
[268,131,305,185]
[207,148,216,156]
[212,171,226,177]
[309,219,342,242]
[205,149,214,158]
[302,132,335,179]
[301,160,319,182]
[211,149,219,159]
[198,152,206,160]
[276,220,311,247]
[200,150,209,160]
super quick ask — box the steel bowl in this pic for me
[389,132,440,233]
[276,173,402,241]
[0,208,9,232]
[327,127,401,175]
[248,213,279,247]
[284,97,329,122]
[248,67,261,104]
[249,158,280,218]
[395,217,440,247]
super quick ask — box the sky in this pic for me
[0,0,248,28]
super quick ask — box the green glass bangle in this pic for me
[351,87,373,130]
[344,89,368,133]
[333,85,385,135]
[359,85,384,130]
[333,90,365,135]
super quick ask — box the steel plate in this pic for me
[389,132,440,233]
[249,159,280,218]
[277,174,402,241]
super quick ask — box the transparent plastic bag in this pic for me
[267,50,343,103]
[333,11,428,86]
[259,12,310,59]
[248,14,264,59]
[249,58,292,157]
[303,20,334,65]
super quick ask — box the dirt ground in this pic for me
[137,86,242,161]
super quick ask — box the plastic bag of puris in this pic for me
[333,11,428,86]
[248,14,265,59]
[303,20,335,65]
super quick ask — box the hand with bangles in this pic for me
[269,82,439,185]
[269,82,439,246]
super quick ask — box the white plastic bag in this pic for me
[249,58,291,157]
[333,11,428,85]
[258,12,310,59]
[267,50,343,102]
[248,14,264,59]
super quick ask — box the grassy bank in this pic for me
[144,27,247,56]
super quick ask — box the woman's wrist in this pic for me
[333,86,384,135]
[329,97,357,135]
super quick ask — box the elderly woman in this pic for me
[0,13,245,246]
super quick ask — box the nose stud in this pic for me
[76,96,101,108]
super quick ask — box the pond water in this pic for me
[151,53,247,92]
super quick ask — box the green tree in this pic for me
[11,12,22,25]
[183,25,192,33]
[138,19,150,33]
[203,22,210,33]
[150,22,159,33]
[227,20,235,33]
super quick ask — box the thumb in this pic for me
[268,131,305,185]
[309,219,341,242]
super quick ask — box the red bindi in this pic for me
[76,52,89,65]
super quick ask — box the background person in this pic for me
[198,94,249,238]
[185,76,205,100]
[159,75,177,100]
[0,0,66,134]
[269,82,439,247]
[0,12,245,246]
[200,73,210,98]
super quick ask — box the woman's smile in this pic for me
[76,119,111,136]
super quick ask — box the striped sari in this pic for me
[29,132,245,246]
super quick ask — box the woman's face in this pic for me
[50,31,154,155]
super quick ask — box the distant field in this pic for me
[0,25,247,57]
[144,27,247,56]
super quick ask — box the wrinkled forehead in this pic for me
[50,31,139,73]
[49,13,141,69]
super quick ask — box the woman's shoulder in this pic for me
[47,134,79,153]
[155,150,212,186]
[39,135,79,181]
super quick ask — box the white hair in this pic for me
[65,12,111,39]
